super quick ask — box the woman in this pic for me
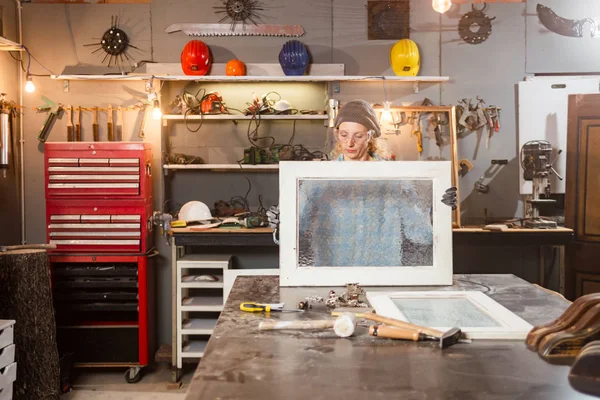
[330,99,391,161]
[267,99,457,245]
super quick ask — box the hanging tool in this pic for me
[74,106,81,141]
[66,105,73,142]
[0,94,13,176]
[107,104,114,141]
[37,96,62,142]
[240,302,303,313]
[165,23,305,37]
[459,159,473,177]
[116,106,123,141]
[411,112,423,155]
[92,107,99,142]
[137,104,147,139]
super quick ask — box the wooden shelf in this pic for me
[181,274,224,288]
[51,74,449,83]
[0,37,23,52]
[181,296,223,312]
[182,318,218,335]
[181,340,208,358]
[164,164,279,171]
[162,114,327,121]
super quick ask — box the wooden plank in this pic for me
[454,227,574,233]
[452,0,524,3]
[30,0,150,3]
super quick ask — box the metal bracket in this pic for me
[333,81,340,94]
[413,81,420,94]
[63,80,70,92]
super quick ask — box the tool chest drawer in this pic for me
[44,142,152,199]
[52,260,139,321]
[46,199,152,253]
[50,255,155,367]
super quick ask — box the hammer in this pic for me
[258,312,357,338]
[333,311,465,348]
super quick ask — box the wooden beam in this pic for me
[452,0,524,3]
[29,0,150,3]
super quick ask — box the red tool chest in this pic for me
[46,199,152,253]
[44,142,154,384]
[44,142,152,199]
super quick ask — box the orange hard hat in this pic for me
[181,40,211,76]
[226,59,246,76]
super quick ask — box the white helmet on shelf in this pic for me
[178,201,213,222]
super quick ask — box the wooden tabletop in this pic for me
[184,275,594,400]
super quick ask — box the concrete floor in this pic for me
[62,363,194,399]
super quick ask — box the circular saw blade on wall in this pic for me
[213,0,267,30]
[84,15,141,70]
[458,4,496,45]
[368,0,410,40]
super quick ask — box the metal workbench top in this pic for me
[185,275,593,400]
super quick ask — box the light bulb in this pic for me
[24,75,35,93]
[432,0,452,13]
[152,100,162,120]
[380,101,393,124]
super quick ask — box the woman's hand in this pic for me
[267,205,280,244]
[442,187,458,210]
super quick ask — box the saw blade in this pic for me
[165,23,305,37]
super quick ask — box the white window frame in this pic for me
[279,160,453,287]
[366,290,533,339]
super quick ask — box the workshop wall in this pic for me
[19,0,533,345]
[0,0,20,246]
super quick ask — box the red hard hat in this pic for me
[181,40,211,76]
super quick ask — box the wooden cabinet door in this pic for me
[566,93,600,299]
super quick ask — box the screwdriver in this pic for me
[240,302,303,313]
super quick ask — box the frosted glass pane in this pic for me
[392,298,502,328]
[297,179,433,267]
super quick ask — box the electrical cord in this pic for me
[9,45,56,76]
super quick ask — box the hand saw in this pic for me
[165,23,305,37]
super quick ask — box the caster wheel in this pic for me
[125,366,143,384]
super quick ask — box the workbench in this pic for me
[170,226,574,294]
[184,275,593,400]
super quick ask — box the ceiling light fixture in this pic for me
[432,0,452,13]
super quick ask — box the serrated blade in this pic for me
[165,23,305,37]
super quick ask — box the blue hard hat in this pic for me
[279,40,310,76]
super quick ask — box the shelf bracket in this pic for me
[63,79,70,92]
[333,80,340,94]
[413,81,420,94]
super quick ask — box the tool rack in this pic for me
[44,142,155,384]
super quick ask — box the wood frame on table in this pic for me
[279,160,453,287]
[366,290,533,340]
[373,105,461,228]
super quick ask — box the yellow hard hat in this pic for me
[390,39,420,76]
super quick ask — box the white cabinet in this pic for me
[175,254,231,369]
[0,321,15,400]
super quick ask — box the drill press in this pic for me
[521,140,563,229]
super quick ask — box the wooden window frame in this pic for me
[366,290,533,339]
[279,160,453,287]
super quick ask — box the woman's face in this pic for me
[336,121,371,161]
